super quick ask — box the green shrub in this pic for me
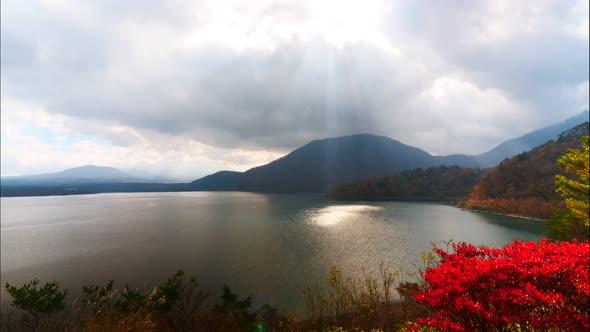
[5,278,67,331]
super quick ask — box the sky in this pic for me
[1,0,588,181]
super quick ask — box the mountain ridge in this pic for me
[1,165,143,185]
[458,121,590,219]
[235,133,437,192]
[191,111,589,193]
[475,111,589,166]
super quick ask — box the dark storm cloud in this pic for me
[2,20,421,150]
[1,0,588,156]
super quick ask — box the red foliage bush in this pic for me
[411,240,589,331]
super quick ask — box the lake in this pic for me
[1,192,546,316]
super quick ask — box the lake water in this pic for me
[1,192,546,316]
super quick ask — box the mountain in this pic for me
[458,122,589,219]
[429,111,589,168]
[241,134,441,192]
[0,165,199,197]
[193,134,438,193]
[38,165,130,179]
[1,165,143,185]
[191,112,589,193]
[326,166,483,201]
[474,110,589,167]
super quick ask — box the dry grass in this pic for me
[302,263,410,331]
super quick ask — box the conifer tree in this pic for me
[549,136,589,240]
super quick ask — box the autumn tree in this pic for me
[549,136,589,240]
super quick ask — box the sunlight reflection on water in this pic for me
[311,205,384,226]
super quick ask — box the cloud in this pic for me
[387,0,589,122]
[1,0,588,177]
[0,96,283,179]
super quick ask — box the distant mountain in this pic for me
[0,165,201,197]
[41,165,130,179]
[191,111,589,193]
[430,111,589,168]
[458,122,589,219]
[474,110,589,167]
[1,165,143,186]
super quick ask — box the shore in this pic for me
[456,207,547,222]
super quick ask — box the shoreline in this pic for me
[324,196,459,204]
[456,207,547,222]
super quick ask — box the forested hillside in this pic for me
[326,165,483,201]
[458,122,589,219]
